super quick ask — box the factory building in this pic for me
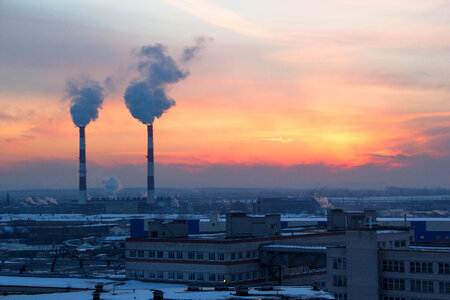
[126,212,345,286]
[257,196,322,214]
[327,228,450,300]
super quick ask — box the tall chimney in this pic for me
[147,124,155,204]
[79,126,87,205]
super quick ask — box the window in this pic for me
[238,273,243,281]
[395,240,400,248]
[439,281,450,294]
[168,272,175,280]
[231,252,236,260]
[189,272,195,281]
[333,275,347,287]
[208,273,215,282]
[168,251,175,259]
[149,271,156,278]
[148,250,155,258]
[231,273,236,282]
[218,253,225,261]
[410,280,434,293]
[246,251,251,258]
[238,252,243,260]
[332,258,347,270]
[129,250,136,257]
[177,272,183,280]
[157,272,164,279]
[217,274,225,282]
[157,251,163,258]
[334,294,347,300]
[382,278,405,291]
[137,270,144,278]
[137,250,144,258]
[439,263,450,274]
[246,272,251,280]
[410,261,433,273]
[188,251,195,260]
[208,253,215,261]
[252,271,258,279]
[176,251,183,259]
[196,252,203,260]
[196,273,204,281]
[252,250,257,258]
[401,240,406,247]
[382,260,405,272]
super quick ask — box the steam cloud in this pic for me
[124,39,209,124]
[315,196,333,209]
[22,196,58,206]
[102,176,122,200]
[66,77,104,127]
[181,37,211,63]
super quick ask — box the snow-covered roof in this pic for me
[0,276,334,299]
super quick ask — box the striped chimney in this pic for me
[79,126,87,205]
[147,124,155,204]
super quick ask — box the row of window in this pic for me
[382,260,450,274]
[128,270,259,282]
[382,278,405,291]
[128,249,258,261]
[378,240,407,249]
[383,278,450,294]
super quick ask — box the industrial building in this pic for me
[126,209,450,300]
[257,196,322,214]
[126,212,346,286]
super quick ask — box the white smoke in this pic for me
[22,196,58,206]
[124,39,210,125]
[66,76,104,127]
[181,37,213,63]
[315,196,333,209]
[102,176,122,200]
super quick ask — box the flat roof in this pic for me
[127,231,344,244]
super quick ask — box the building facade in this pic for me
[327,228,450,300]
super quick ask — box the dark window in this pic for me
[333,275,347,287]
[439,281,450,294]
[410,280,434,293]
[439,263,450,274]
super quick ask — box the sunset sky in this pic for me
[1,0,450,189]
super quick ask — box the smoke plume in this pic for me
[124,40,209,125]
[102,176,122,200]
[314,196,333,209]
[66,76,104,127]
[181,37,212,63]
[22,196,58,206]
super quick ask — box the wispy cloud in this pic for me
[164,0,279,40]
[262,137,294,144]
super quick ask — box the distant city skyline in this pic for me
[1,0,450,189]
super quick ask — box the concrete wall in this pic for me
[226,213,280,238]
[146,220,188,238]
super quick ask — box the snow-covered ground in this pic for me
[0,276,333,299]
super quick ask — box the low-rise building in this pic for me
[126,213,344,286]
[327,227,450,300]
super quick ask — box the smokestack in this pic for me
[123,42,210,206]
[79,126,87,205]
[147,124,155,204]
